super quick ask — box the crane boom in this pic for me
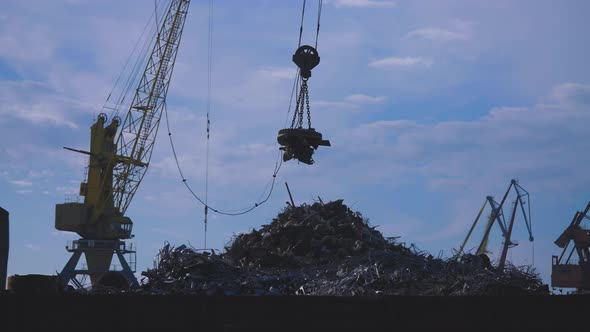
[114,0,190,214]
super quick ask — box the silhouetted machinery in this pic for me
[552,201,590,290]
[278,45,330,165]
[55,0,190,290]
[277,2,330,165]
[454,179,533,273]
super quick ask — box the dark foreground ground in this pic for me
[1,293,588,331]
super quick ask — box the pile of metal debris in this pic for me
[140,200,549,296]
[225,199,390,268]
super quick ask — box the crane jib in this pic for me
[113,0,190,214]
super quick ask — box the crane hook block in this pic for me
[277,128,330,165]
[292,45,320,79]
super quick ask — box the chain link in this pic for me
[298,86,305,128]
[291,84,302,128]
[289,78,312,129]
[305,82,311,128]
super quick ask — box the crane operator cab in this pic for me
[278,45,330,165]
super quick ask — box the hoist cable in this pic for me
[298,0,306,48]
[529,195,534,267]
[103,0,167,121]
[532,241,535,268]
[163,89,283,215]
[292,0,323,129]
[103,7,155,115]
[164,0,321,216]
[122,0,171,107]
[315,0,322,49]
[154,0,160,29]
[116,2,166,114]
[164,64,286,217]
[284,70,301,128]
[204,0,213,248]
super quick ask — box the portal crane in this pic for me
[551,201,590,290]
[454,195,506,259]
[454,179,533,273]
[55,0,190,289]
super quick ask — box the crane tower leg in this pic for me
[58,239,139,290]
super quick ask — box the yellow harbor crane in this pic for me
[55,0,191,289]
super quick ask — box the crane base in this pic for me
[58,239,139,290]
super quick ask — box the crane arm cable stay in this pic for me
[102,0,190,215]
[85,0,182,218]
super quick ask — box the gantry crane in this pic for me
[454,179,533,273]
[551,201,590,290]
[55,0,190,290]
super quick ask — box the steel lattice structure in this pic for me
[114,0,190,214]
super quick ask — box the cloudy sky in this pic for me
[1,0,589,287]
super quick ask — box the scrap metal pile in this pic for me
[140,200,549,296]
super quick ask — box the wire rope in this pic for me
[164,0,324,216]
[203,0,213,247]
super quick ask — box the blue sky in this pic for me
[1,0,589,287]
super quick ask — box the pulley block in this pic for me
[292,45,320,79]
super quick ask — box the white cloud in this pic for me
[0,80,83,128]
[257,67,297,80]
[312,94,386,112]
[352,120,418,138]
[313,100,357,110]
[56,186,78,193]
[350,83,590,192]
[0,18,56,62]
[150,227,186,240]
[549,83,590,106]
[25,243,41,251]
[10,180,32,186]
[339,83,590,244]
[407,28,470,42]
[326,0,396,8]
[345,94,387,104]
[369,57,433,69]
[16,190,33,194]
[28,169,54,178]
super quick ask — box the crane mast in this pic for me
[55,0,190,290]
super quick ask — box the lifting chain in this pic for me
[290,79,311,129]
[287,1,323,130]
[275,0,329,165]
[305,81,311,128]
